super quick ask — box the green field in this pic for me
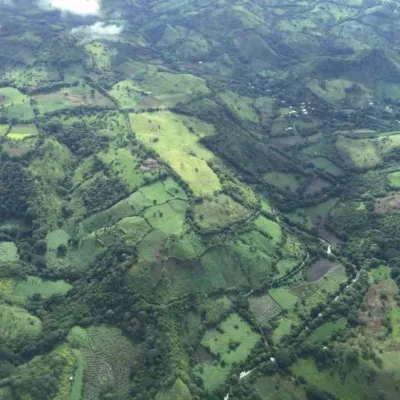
[387,171,400,188]
[218,90,259,123]
[0,304,42,351]
[109,79,141,108]
[269,288,299,311]
[196,313,260,390]
[307,318,347,343]
[7,123,38,140]
[34,84,113,113]
[263,172,302,192]
[193,194,252,232]
[130,111,220,195]
[0,241,18,263]
[0,87,34,120]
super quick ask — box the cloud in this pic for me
[71,22,123,41]
[40,0,101,16]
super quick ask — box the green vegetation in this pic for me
[0,87,34,120]
[387,171,400,188]
[2,0,400,398]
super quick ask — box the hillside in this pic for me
[0,0,400,399]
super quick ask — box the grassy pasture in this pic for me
[165,231,204,260]
[130,111,220,195]
[269,288,298,311]
[218,90,259,123]
[263,172,302,192]
[131,70,210,108]
[312,157,343,176]
[34,84,113,114]
[387,171,400,188]
[144,199,186,234]
[336,133,400,169]
[2,65,58,88]
[109,79,141,108]
[0,87,34,120]
[98,146,147,191]
[193,194,251,232]
[0,242,18,263]
[196,313,260,390]
[255,375,306,400]
[0,304,42,351]
[307,318,347,343]
[7,124,38,140]
[200,296,232,324]
[84,42,112,70]
[307,79,353,103]
[254,216,282,245]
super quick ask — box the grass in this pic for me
[109,80,142,108]
[46,229,71,251]
[307,318,347,343]
[7,124,38,140]
[140,181,175,203]
[28,138,71,182]
[287,198,339,230]
[312,157,343,176]
[0,124,9,136]
[196,313,260,390]
[369,265,391,283]
[84,42,112,70]
[218,90,259,123]
[263,172,302,192]
[0,304,42,351]
[34,84,113,114]
[291,358,384,400]
[2,65,57,88]
[194,363,230,392]
[131,70,210,108]
[255,375,306,400]
[254,216,282,245]
[272,317,297,344]
[165,231,204,260]
[0,242,18,263]
[201,313,260,364]
[193,194,252,232]
[70,349,84,400]
[200,296,232,324]
[337,133,400,169]
[98,146,147,191]
[12,276,72,303]
[240,230,277,257]
[387,171,400,188]
[307,79,353,103]
[0,87,34,120]
[130,111,220,195]
[155,378,192,400]
[269,288,299,311]
[144,199,187,234]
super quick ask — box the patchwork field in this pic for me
[34,84,114,113]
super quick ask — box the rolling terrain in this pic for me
[0,0,400,399]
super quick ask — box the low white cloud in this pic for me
[40,0,101,16]
[71,22,123,40]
